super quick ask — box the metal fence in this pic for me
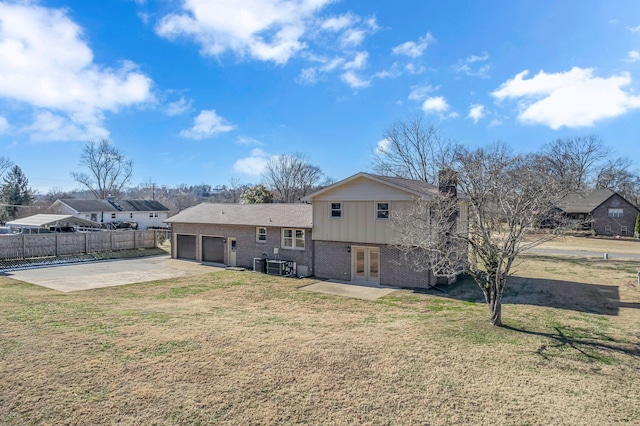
[0,230,159,260]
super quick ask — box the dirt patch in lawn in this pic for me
[1,256,640,425]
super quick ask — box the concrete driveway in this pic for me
[2,255,224,292]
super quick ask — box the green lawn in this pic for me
[1,255,640,425]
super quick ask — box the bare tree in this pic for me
[371,115,457,184]
[392,143,570,326]
[0,156,12,179]
[595,157,640,205]
[540,135,610,190]
[71,139,133,199]
[262,153,323,203]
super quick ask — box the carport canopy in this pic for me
[6,214,102,229]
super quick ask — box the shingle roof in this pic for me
[57,199,169,213]
[363,173,441,197]
[164,203,313,228]
[557,188,616,213]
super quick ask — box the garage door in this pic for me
[176,234,196,260]
[202,236,224,263]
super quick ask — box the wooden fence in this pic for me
[0,230,158,260]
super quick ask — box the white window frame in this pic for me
[330,202,342,219]
[256,227,267,243]
[130,213,134,219]
[111,213,117,219]
[605,225,612,234]
[282,228,305,250]
[608,208,623,218]
[376,202,390,220]
[621,226,628,235]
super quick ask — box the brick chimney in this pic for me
[438,168,457,198]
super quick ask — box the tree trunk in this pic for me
[485,278,504,327]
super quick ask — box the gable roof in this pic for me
[164,203,313,228]
[55,199,169,213]
[557,188,637,214]
[303,172,441,201]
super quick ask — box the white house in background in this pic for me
[50,198,170,229]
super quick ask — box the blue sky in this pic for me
[0,0,639,193]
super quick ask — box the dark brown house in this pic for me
[558,188,639,236]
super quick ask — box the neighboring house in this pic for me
[557,188,640,236]
[302,172,468,289]
[50,198,170,229]
[164,203,314,276]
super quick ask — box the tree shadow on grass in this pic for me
[422,274,640,316]
[502,324,640,364]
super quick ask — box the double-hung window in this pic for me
[376,202,390,220]
[330,202,342,218]
[282,228,305,250]
[608,208,623,218]
[256,227,267,243]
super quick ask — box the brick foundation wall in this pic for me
[171,223,313,274]
[313,240,434,289]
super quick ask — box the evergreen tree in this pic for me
[635,213,640,239]
[2,165,33,221]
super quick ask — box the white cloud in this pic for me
[27,111,109,142]
[374,138,390,154]
[0,115,9,134]
[455,51,490,78]
[343,51,368,70]
[405,63,426,75]
[468,104,485,124]
[166,97,193,116]
[627,25,640,33]
[408,84,437,101]
[0,3,154,141]
[321,14,355,32]
[156,0,333,64]
[392,32,434,58]
[422,96,452,115]
[373,63,401,79]
[297,67,318,84]
[492,67,640,129]
[235,136,262,145]
[625,50,640,62]
[180,109,235,139]
[233,148,271,175]
[341,71,370,88]
[488,118,502,127]
[340,28,365,47]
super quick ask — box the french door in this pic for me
[352,247,380,283]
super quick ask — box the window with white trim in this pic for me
[111,213,116,219]
[256,227,267,243]
[330,202,342,218]
[621,226,628,235]
[376,202,390,220]
[130,213,133,219]
[605,225,612,234]
[149,212,159,218]
[608,208,623,218]
[282,228,305,250]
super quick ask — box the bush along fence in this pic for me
[0,230,159,260]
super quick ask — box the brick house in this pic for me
[164,203,314,276]
[302,172,468,289]
[557,188,640,236]
[165,172,468,289]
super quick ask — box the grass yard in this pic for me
[1,255,640,425]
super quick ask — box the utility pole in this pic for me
[152,183,156,200]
